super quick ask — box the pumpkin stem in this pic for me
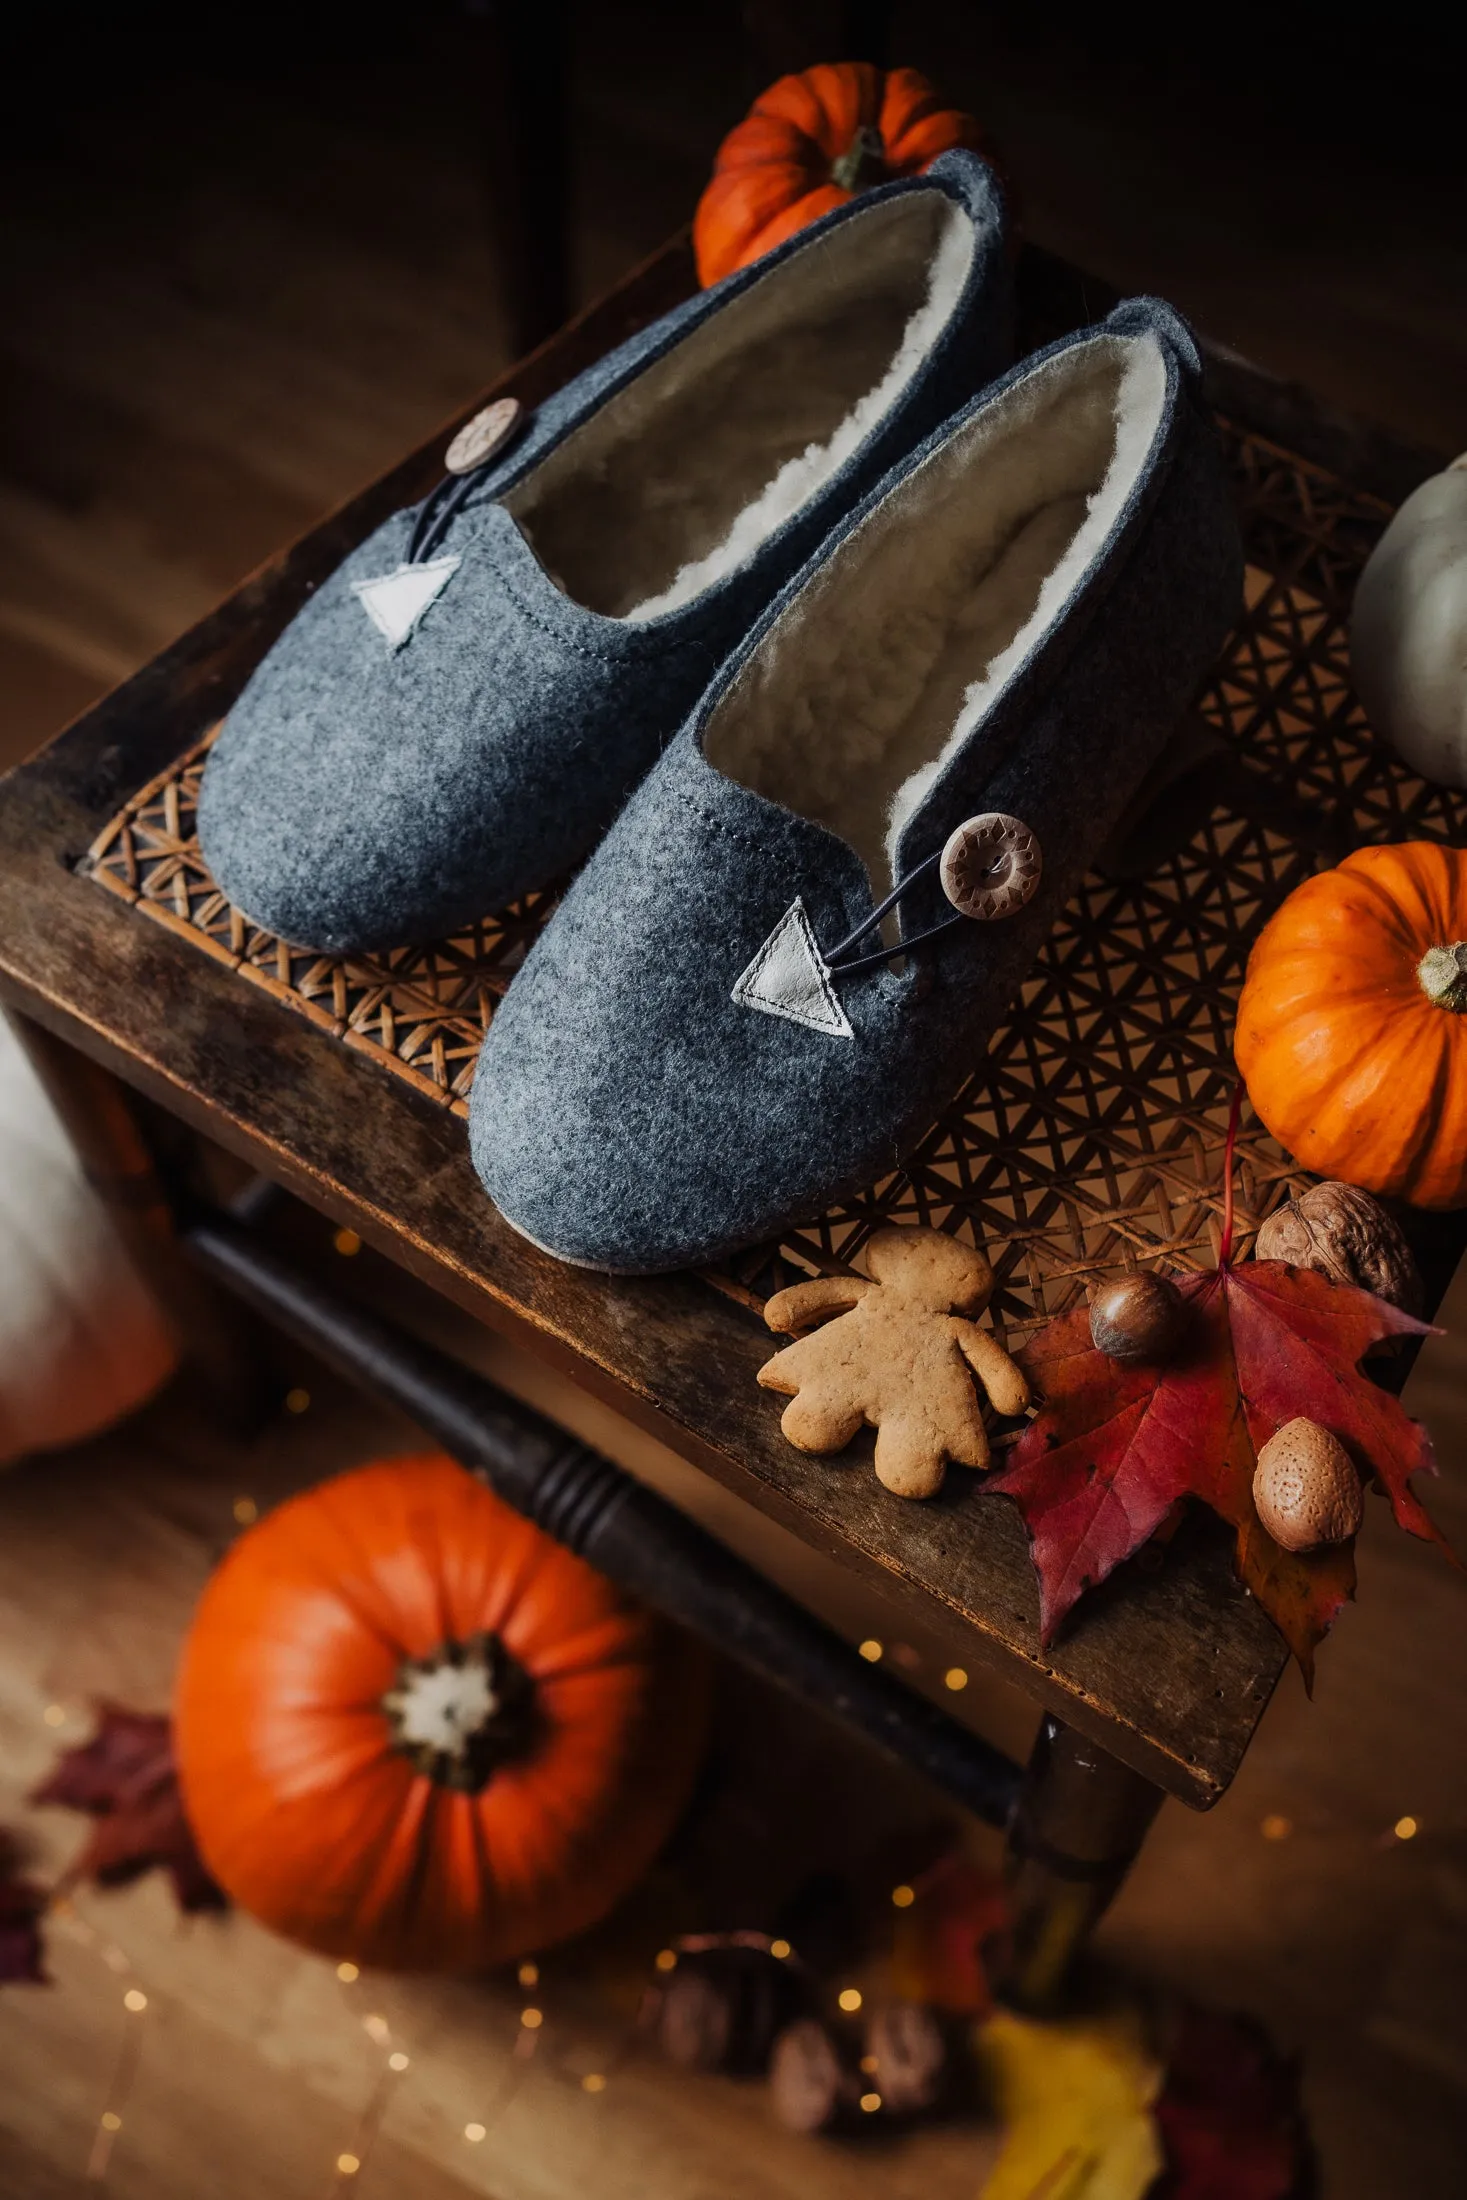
[381,1633,537,1793]
[1418,942,1467,1011]
[830,124,888,193]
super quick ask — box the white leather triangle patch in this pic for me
[351,555,462,650]
[732,898,854,1040]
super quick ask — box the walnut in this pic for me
[1254,1182,1423,1314]
[1252,1418,1364,1552]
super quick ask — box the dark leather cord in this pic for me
[405,468,484,566]
[823,849,965,978]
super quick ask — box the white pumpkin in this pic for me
[0,1011,177,1465]
[1351,454,1467,789]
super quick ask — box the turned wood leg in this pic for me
[9,1014,274,1433]
[999,1715,1164,2013]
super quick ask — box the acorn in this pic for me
[656,1946,804,2074]
[769,2017,860,2132]
[1254,1182,1423,1316]
[862,2001,948,2115]
[1089,1272,1185,1364]
[1252,1418,1364,1552]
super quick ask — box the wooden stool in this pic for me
[1,238,1456,2013]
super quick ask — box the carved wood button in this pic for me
[444,397,524,476]
[939,813,1043,920]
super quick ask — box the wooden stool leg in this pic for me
[8,1014,274,1432]
[999,1715,1164,2013]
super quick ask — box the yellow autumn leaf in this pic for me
[975,2006,1165,2200]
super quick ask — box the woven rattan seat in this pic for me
[3,239,1460,1816]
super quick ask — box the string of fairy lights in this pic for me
[44,1877,584,2191]
[44,1895,152,2185]
[321,1951,632,2189]
[24,1385,1436,2190]
[34,1724,1433,2194]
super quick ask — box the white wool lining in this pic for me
[702,331,1170,894]
[625,211,975,621]
[504,193,975,621]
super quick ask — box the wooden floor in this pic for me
[2,9,1466,2194]
[2,1288,1466,2200]
[1,1367,1027,2200]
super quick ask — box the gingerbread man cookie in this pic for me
[757,1226,1029,1498]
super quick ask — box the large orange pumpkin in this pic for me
[174,1455,707,1971]
[1234,841,1467,1207]
[694,62,994,287]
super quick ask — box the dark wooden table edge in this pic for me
[6,235,1435,1814]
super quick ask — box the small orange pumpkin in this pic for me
[174,1455,707,1971]
[694,62,994,287]
[1235,841,1467,1208]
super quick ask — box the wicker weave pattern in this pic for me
[86,424,1467,1344]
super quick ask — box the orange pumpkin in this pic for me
[174,1455,707,1971]
[1235,841,1467,1208]
[694,62,995,287]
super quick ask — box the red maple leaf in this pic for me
[989,1250,1444,1679]
[888,1849,1009,2015]
[1150,2006,1312,2198]
[0,1833,48,1984]
[30,1705,226,1916]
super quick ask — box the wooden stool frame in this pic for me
[1,239,1457,2012]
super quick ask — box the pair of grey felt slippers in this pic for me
[200,149,1243,1275]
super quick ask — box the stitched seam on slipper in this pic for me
[665,782,776,854]
[496,565,712,661]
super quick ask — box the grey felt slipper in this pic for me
[196,151,1010,954]
[469,297,1244,1272]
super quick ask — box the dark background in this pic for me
[2,12,1467,2195]
[2,1,1464,767]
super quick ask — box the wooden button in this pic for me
[939,813,1042,920]
[444,398,524,476]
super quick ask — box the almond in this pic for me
[1252,1418,1364,1552]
